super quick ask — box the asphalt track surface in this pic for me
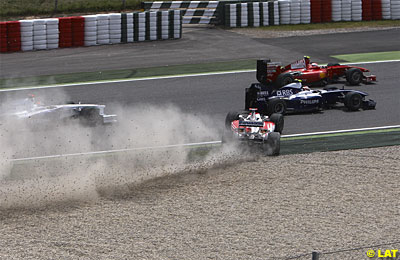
[1,28,400,137]
[1,61,399,136]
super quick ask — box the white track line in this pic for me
[0,70,254,92]
[282,125,400,138]
[11,125,400,162]
[1,60,399,92]
[11,141,221,162]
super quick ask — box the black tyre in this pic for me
[346,68,363,85]
[263,132,280,156]
[80,108,102,126]
[266,98,287,116]
[327,63,340,67]
[225,111,240,131]
[344,92,363,111]
[269,113,284,134]
[276,73,294,88]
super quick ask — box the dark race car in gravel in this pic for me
[223,108,284,156]
[256,56,376,88]
[245,81,376,115]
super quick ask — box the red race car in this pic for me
[256,56,376,88]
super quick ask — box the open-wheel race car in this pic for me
[223,108,284,156]
[245,81,376,115]
[0,95,117,129]
[257,56,376,88]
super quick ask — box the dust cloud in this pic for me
[0,90,243,209]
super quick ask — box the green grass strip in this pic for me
[0,59,256,89]
[332,51,400,63]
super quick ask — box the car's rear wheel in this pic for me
[346,68,363,85]
[276,73,294,88]
[80,108,102,126]
[266,98,287,116]
[344,92,363,111]
[263,132,280,156]
[269,113,284,134]
[225,111,240,130]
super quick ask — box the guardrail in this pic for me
[141,0,270,24]
[225,0,400,27]
[142,0,400,27]
[0,10,183,53]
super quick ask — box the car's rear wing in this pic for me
[256,59,282,85]
[238,120,264,127]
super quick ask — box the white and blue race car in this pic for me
[245,81,376,115]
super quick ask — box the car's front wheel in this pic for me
[346,68,363,85]
[344,92,363,111]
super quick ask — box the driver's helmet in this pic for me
[248,108,260,121]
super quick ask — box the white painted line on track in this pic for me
[11,125,400,162]
[1,60,399,92]
[343,60,400,65]
[282,125,400,138]
[11,141,221,162]
[0,70,254,92]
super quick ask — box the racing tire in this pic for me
[225,111,240,131]
[263,132,280,156]
[276,73,294,88]
[327,63,340,67]
[344,92,363,111]
[266,98,287,116]
[269,113,284,134]
[80,108,102,126]
[346,68,363,85]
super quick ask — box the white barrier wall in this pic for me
[46,19,59,49]
[224,0,400,28]
[33,19,47,50]
[290,0,301,24]
[279,0,291,24]
[20,20,34,51]
[83,15,97,46]
[1,10,183,52]
[351,0,362,21]
[392,0,400,19]
[382,0,392,19]
[110,13,122,44]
